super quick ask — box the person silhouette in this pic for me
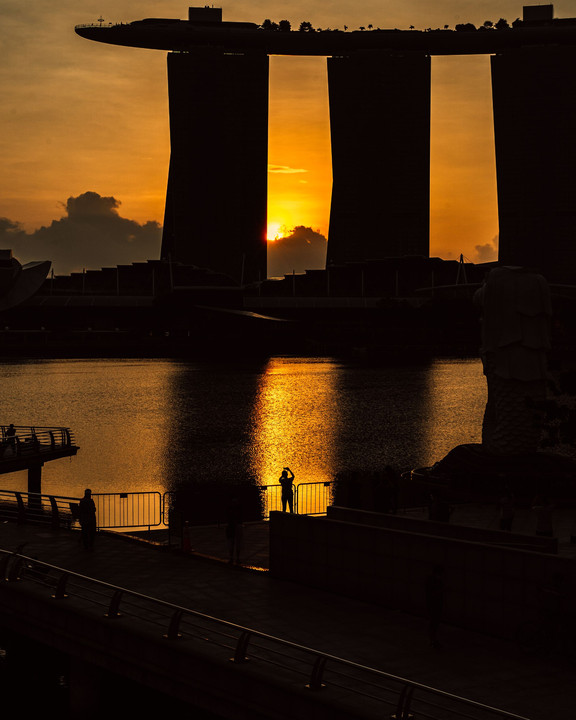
[78,488,97,550]
[279,467,295,513]
[5,424,16,454]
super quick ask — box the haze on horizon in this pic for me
[2,0,570,275]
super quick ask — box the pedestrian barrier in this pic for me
[260,481,333,518]
[92,491,163,529]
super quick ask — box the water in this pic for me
[0,357,486,498]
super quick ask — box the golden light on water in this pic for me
[420,359,486,463]
[249,358,341,512]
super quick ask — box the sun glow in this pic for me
[266,221,290,241]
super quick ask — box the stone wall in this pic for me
[269,510,575,638]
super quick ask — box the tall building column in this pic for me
[327,52,431,266]
[491,47,576,282]
[161,51,269,284]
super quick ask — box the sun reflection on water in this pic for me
[249,358,341,491]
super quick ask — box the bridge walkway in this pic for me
[0,425,78,479]
[0,519,574,719]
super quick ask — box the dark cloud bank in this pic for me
[0,192,162,275]
[0,191,329,278]
[267,225,327,277]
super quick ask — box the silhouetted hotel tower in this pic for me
[327,54,430,265]
[76,5,576,284]
[491,9,576,282]
[161,10,269,284]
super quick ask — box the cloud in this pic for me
[267,225,327,277]
[268,164,308,174]
[0,192,162,275]
[474,235,498,263]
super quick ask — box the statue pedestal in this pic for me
[408,443,576,504]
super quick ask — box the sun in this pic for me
[267,222,290,241]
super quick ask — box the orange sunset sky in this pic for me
[2,0,576,273]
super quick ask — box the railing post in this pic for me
[105,589,123,618]
[306,655,327,690]
[295,484,299,514]
[390,685,415,719]
[6,556,24,582]
[15,492,26,524]
[230,631,251,663]
[49,496,60,530]
[52,572,69,599]
[164,609,183,640]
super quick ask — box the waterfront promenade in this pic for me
[0,513,575,719]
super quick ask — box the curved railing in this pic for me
[0,549,531,720]
[0,489,80,528]
[0,425,76,460]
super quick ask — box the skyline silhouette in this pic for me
[0,0,544,269]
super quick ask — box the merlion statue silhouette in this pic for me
[410,264,576,497]
[475,266,552,456]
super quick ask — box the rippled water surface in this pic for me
[0,357,486,497]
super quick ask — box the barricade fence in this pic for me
[93,492,163,529]
[0,489,164,532]
[165,481,334,526]
[0,479,409,531]
[0,548,532,720]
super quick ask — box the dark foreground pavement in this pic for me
[0,518,574,720]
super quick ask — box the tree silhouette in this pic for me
[299,21,315,32]
[495,18,510,30]
[261,19,279,31]
[278,19,291,32]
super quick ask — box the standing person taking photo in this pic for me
[279,467,295,513]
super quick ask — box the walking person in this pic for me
[5,424,16,455]
[78,488,97,550]
[279,467,295,513]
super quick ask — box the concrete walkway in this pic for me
[0,516,575,720]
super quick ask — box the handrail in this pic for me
[0,489,82,529]
[0,548,531,720]
[0,425,76,460]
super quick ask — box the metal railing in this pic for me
[0,482,329,530]
[295,481,333,516]
[93,492,163,530]
[261,481,333,518]
[0,489,81,529]
[0,490,164,533]
[0,549,532,720]
[0,424,76,460]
